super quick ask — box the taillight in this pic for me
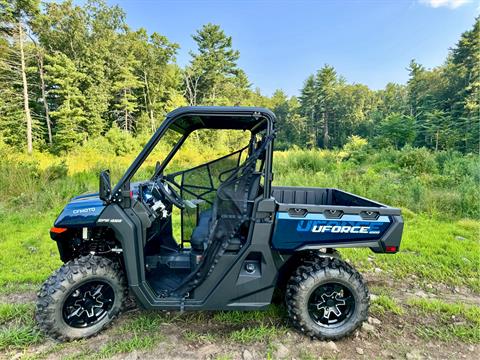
[50,227,67,234]
[385,245,397,253]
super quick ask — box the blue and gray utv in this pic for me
[36,107,403,341]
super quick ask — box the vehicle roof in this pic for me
[166,106,275,134]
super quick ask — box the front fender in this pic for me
[96,205,144,288]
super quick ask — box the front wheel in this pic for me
[286,256,369,340]
[36,255,127,341]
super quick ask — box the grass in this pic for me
[407,298,480,325]
[0,211,61,289]
[370,294,404,316]
[228,324,287,344]
[0,304,43,351]
[0,325,43,351]
[0,304,35,325]
[97,334,162,358]
[0,146,478,355]
[212,305,285,324]
[407,298,480,343]
[183,329,218,343]
[1,212,477,295]
[298,350,319,360]
[415,325,480,344]
[341,215,480,292]
[116,312,169,334]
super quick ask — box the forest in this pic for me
[0,0,478,155]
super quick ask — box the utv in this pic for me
[36,107,403,341]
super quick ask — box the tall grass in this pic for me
[274,147,479,219]
[0,138,478,218]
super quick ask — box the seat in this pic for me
[190,208,243,252]
[190,209,212,251]
[189,173,262,253]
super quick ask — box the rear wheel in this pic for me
[36,255,127,341]
[286,256,369,340]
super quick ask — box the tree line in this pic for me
[0,0,478,154]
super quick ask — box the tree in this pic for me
[407,60,426,118]
[44,52,86,152]
[299,65,338,148]
[34,44,52,145]
[0,0,39,153]
[378,83,408,115]
[449,17,480,153]
[376,113,416,149]
[299,75,318,148]
[131,29,180,132]
[112,51,142,131]
[187,23,246,105]
[314,65,338,148]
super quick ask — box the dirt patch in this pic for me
[365,273,480,306]
[0,291,36,304]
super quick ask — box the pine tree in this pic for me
[450,17,480,153]
[188,23,245,105]
[299,75,317,148]
[44,52,86,152]
[0,0,39,153]
[112,51,142,132]
[314,65,337,148]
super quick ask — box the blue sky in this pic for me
[99,0,477,96]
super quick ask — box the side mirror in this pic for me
[99,170,111,201]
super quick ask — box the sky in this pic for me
[96,0,478,96]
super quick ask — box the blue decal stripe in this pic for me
[277,212,390,223]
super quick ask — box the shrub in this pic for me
[342,135,369,163]
[396,146,438,175]
[105,124,139,156]
[43,161,68,181]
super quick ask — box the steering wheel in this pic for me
[155,178,185,209]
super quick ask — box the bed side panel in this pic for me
[271,211,392,251]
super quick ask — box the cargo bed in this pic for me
[271,186,403,253]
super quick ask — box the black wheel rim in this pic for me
[308,282,356,328]
[62,280,115,328]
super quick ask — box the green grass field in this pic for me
[0,146,478,358]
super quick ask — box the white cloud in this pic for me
[419,0,472,9]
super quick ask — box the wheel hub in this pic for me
[62,281,115,328]
[69,287,105,319]
[308,282,355,328]
[314,291,346,319]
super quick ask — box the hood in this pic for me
[54,192,106,227]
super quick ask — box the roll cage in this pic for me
[109,107,276,206]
